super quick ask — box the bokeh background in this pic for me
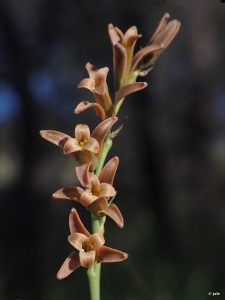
[0,0,225,299]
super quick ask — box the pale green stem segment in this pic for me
[87,263,101,300]
[87,132,113,300]
[114,98,124,116]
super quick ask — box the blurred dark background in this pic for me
[0,0,225,299]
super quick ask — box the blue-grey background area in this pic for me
[0,0,224,299]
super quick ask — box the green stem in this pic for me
[87,133,113,300]
[87,262,101,300]
[95,133,113,177]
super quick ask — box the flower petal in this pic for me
[75,124,91,143]
[98,156,119,185]
[124,27,142,78]
[94,67,109,89]
[52,187,84,201]
[80,190,98,206]
[89,173,101,190]
[85,63,97,79]
[77,78,95,91]
[69,208,90,236]
[79,250,96,268]
[74,101,106,120]
[83,138,99,154]
[114,82,148,107]
[124,26,141,47]
[100,203,124,228]
[112,42,127,90]
[87,233,105,250]
[68,233,87,251]
[76,163,92,188]
[96,246,128,263]
[76,163,100,189]
[40,130,71,149]
[99,183,116,198]
[108,24,127,89]
[108,23,121,45]
[93,82,106,96]
[63,138,82,155]
[148,12,181,47]
[91,117,118,156]
[149,12,170,44]
[57,251,81,280]
[150,19,181,49]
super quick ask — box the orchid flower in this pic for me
[76,63,113,119]
[57,208,128,279]
[53,157,124,228]
[40,117,117,168]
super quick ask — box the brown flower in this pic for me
[53,157,124,228]
[108,12,181,89]
[57,208,128,279]
[75,63,147,119]
[108,23,142,89]
[132,12,181,76]
[77,63,113,119]
[40,117,117,167]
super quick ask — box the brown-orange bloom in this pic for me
[77,63,113,119]
[53,157,124,228]
[57,208,128,279]
[40,117,117,167]
[132,12,181,76]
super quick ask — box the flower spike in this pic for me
[40,13,180,292]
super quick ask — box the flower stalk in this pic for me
[87,262,101,300]
[40,12,180,300]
